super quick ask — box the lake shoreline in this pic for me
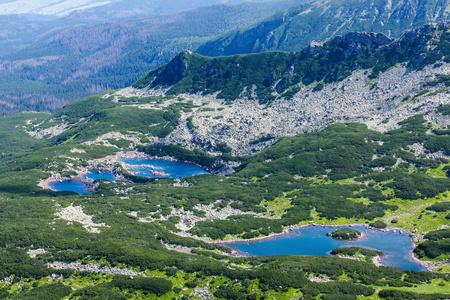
[38,150,209,191]
[96,151,213,174]
[212,222,434,271]
[211,223,370,245]
[38,165,126,192]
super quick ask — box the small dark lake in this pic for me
[49,180,91,194]
[120,157,209,178]
[225,225,426,271]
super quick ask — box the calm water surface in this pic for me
[49,180,91,194]
[85,170,115,181]
[225,225,426,271]
[120,157,209,178]
[50,158,208,193]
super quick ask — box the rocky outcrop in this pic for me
[55,204,109,233]
[305,32,393,57]
[48,262,146,276]
[114,60,450,155]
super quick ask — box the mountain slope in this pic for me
[0,0,275,17]
[197,0,450,56]
[24,22,450,157]
[120,22,450,154]
[135,22,450,103]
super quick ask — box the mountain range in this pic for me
[198,0,450,56]
[0,0,274,17]
[16,21,448,160]
[108,22,447,155]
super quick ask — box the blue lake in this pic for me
[120,157,210,178]
[225,225,426,271]
[49,180,91,194]
[85,170,115,181]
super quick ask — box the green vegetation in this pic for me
[12,282,72,300]
[331,247,383,261]
[331,228,362,240]
[249,135,275,145]
[379,289,450,300]
[427,202,450,212]
[111,276,173,296]
[415,228,450,259]
[0,90,449,299]
[370,221,388,228]
[437,104,450,116]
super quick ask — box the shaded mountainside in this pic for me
[0,0,300,116]
[134,21,450,103]
[65,0,283,20]
[197,0,450,57]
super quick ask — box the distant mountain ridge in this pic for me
[0,0,275,17]
[197,0,450,56]
[0,0,300,116]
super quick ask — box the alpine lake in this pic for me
[49,158,425,272]
[225,225,426,271]
[49,158,209,194]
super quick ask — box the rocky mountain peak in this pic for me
[304,31,393,57]
[154,50,192,86]
[133,50,197,89]
[398,20,450,43]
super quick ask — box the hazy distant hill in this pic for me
[3,0,450,117]
[198,0,450,56]
[0,0,276,18]
[0,0,300,116]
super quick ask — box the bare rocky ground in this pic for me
[189,286,215,300]
[27,248,48,258]
[48,262,146,277]
[55,204,109,233]
[110,62,450,155]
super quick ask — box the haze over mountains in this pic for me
[0,0,274,18]
[2,0,450,116]
[0,0,301,115]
